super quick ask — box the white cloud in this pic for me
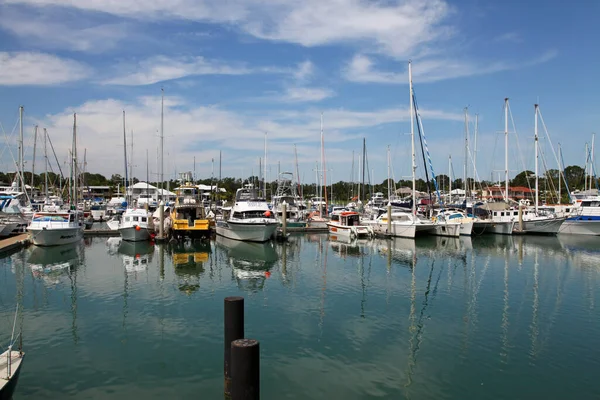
[28,95,462,178]
[344,50,559,84]
[494,32,522,43]
[0,7,130,52]
[0,52,90,85]
[294,61,314,81]
[103,56,279,86]
[5,0,453,58]
[279,87,335,103]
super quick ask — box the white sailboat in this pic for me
[27,114,84,246]
[216,185,278,242]
[0,306,25,400]
[113,111,154,242]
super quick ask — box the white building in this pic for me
[126,182,176,201]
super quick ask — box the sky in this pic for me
[0,0,598,187]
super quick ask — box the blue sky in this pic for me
[0,0,598,187]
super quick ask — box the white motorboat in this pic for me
[364,210,435,238]
[215,186,278,242]
[113,208,155,242]
[434,208,476,236]
[27,211,84,246]
[327,211,374,239]
[559,199,600,235]
[489,208,564,235]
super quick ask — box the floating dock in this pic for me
[0,233,30,255]
[84,229,120,237]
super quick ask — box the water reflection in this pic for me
[169,241,211,295]
[27,242,83,285]
[119,240,154,274]
[215,235,277,292]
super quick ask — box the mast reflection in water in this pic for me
[0,234,597,399]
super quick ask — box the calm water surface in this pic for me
[1,234,599,399]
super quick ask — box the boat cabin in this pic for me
[331,211,361,226]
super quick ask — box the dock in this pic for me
[84,229,120,237]
[0,233,30,255]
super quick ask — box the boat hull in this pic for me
[119,226,151,242]
[520,217,565,235]
[327,222,373,238]
[27,226,83,246]
[216,221,278,242]
[559,218,600,235]
[459,220,474,236]
[476,221,515,235]
[0,351,24,400]
[432,223,460,237]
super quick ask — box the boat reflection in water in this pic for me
[26,242,83,285]
[169,241,211,294]
[118,240,155,273]
[215,235,278,292]
[329,235,370,259]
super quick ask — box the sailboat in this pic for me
[486,101,564,234]
[27,114,84,246]
[114,111,154,241]
[272,172,306,228]
[0,306,25,400]
[365,61,435,238]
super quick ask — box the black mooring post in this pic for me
[231,339,260,400]
[224,296,245,397]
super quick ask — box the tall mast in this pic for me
[473,114,479,194]
[160,88,164,200]
[17,106,24,192]
[361,137,366,202]
[558,144,562,205]
[387,145,391,200]
[463,107,468,199]
[44,128,48,199]
[264,132,267,197]
[146,149,149,200]
[130,130,134,190]
[294,144,301,198]
[322,114,328,216]
[409,61,416,215]
[534,104,539,212]
[122,111,128,203]
[72,113,77,208]
[584,143,589,192]
[31,125,38,194]
[449,155,452,204]
[591,133,596,190]
[504,98,509,202]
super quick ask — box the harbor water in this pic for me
[1,234,599,399]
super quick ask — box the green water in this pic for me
[1,234,599,399]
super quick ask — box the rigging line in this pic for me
[0,119,20,162]
[412,90,442,208]
[508,104,533,193]
[537,107,569,201]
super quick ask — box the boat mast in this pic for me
[72,113,77,209]
[463,107,468,201]
[17,106,23,192]
[590,133,595,190]
[160,88,164,201]
[409,61,416,215]
[473,114,478,195]
[558,143,562,204]
[264,132,267,198]
[122,111,128,204]
[361,137,366,202]
[448,155,452,204]
[44,128,48,199]
[129,130,134,192]
[31,125,37,194]
[534,104,539,212]
[504,98,509,203]
[387,145,391,200]
[322,115,328,216]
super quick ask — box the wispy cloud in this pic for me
[494,32,522,43]
[102,55,286,86]
[279,87,335,103]
[0,52,90,85]
[32,95,462,177]
[344,50,559,84]
[0,7,130,52]
[4,0,454,58]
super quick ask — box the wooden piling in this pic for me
[231,339,260,400]
[224,296,244,396]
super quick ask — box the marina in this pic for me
[0,234,599,399]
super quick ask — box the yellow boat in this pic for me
[170,182,211,239]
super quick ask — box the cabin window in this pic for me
[69,214,74,222]
[232,212,242,219]
[141,217,147,222]
[514,211,518,216]
[125,217,130,222]
[133,217,139,221]
[500,212,504,217]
